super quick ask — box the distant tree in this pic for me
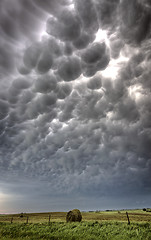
[146,209,151,212]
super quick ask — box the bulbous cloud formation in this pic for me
[120,0,151,44]
[1,0,151,210]
[46,10,81,41]
[81,42,110,76]
[34,74,57,94]
[74,0,99,34]
[57,56,82,81]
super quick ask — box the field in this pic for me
[0,209,151,239]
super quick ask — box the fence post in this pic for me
[11,217,13,224]
[49,215,51,225]
[126,212,130,225]
[26,216,29,224]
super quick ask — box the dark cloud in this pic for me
[17,63,31,75]
[81,42,107,64]
[0,43,16,75]
[0,0,47,40]
[46,10,81,42]
[36,50,53,74]
[12,77,32,90]
[25,92,57,120]
[73,31,95,50]
[64,42,73,56]
[23,42,42,70]
[48,37,63,58]
[34,73,57,93]
[87,76,102,90]
[120,0,151,44]
[55,82,72,99]
[114,96,140,122]
[58,56,82,81]
[0,100,9,120]
[0,0,151,212]
[74,0,99,34]
[81,42,110,76]
[95,0,120,30]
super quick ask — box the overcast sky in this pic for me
[0,0,151,214]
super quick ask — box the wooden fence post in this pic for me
[26,216,29,224]
[49,215,51,224]
[126,212,130,225]
[11,217,13,224]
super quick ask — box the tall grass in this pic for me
[0,221,151,240]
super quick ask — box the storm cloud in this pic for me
[0,0,151,212]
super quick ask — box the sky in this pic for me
[0,0,151,214]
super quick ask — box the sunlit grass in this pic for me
[0,221,151,240]
[0,210,151,239]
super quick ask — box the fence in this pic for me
[0,214,54,224]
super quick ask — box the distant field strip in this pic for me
[0,210,151,224]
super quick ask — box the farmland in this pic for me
[0,209,151,239]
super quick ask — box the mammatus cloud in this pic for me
[57,56,82,81]
[0,0,151,211]
[120,0,151,44]
[46,10,81,42]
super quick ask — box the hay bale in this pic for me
[20,213,24,218]
[66,209,82,222]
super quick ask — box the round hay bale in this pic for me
[66,209,82,222]
[20,213,24,218]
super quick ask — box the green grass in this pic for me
[0,210,151,239]
[0,221,151,240]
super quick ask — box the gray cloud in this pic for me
[57,56,82,81]
[0,100,9,120]
[55,82,72,99]
[81,42,107,64]
[120,0,151,44]
[23,42,42,70]
[95,0,120,30]
[81,42,110,76]
[46,10,81,42]
[73,31,95,50]
[36,50,53,74]
[87,76,102,90]
[74,0,99,34]
[0,0,151,212]
[34,73,57,93]
[48,37,63,58]
[33,0,72,16]
[109,34,124,59]
[12,77,32,90]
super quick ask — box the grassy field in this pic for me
[0,209,151,239]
